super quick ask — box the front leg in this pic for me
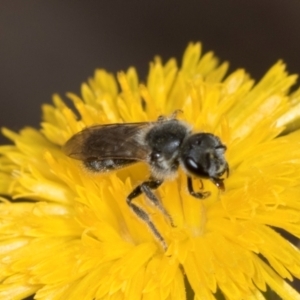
[187,176,210,199]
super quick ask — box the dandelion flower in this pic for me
[1,43,300,300]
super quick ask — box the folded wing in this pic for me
[63,122,152,161]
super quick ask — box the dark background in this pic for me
[2,0,300,144]
[1,1,300,298]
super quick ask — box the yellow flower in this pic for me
[1,42,300,300]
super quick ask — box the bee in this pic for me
[63,113,229,249]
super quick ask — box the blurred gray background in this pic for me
[1,0,300,144]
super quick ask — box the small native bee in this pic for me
[63,113,229,249]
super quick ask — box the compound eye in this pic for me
[184,157,208,177]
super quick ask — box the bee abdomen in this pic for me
[84,158,137,172]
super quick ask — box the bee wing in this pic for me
[63,122,151,161]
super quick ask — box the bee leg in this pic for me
[187,176,211,199]
[169,109,183,119]
[140,179,175,227]
[127,179,174,226]
[127,184,167,250]
[157,109,183,122]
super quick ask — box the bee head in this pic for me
[180,133,229,189]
